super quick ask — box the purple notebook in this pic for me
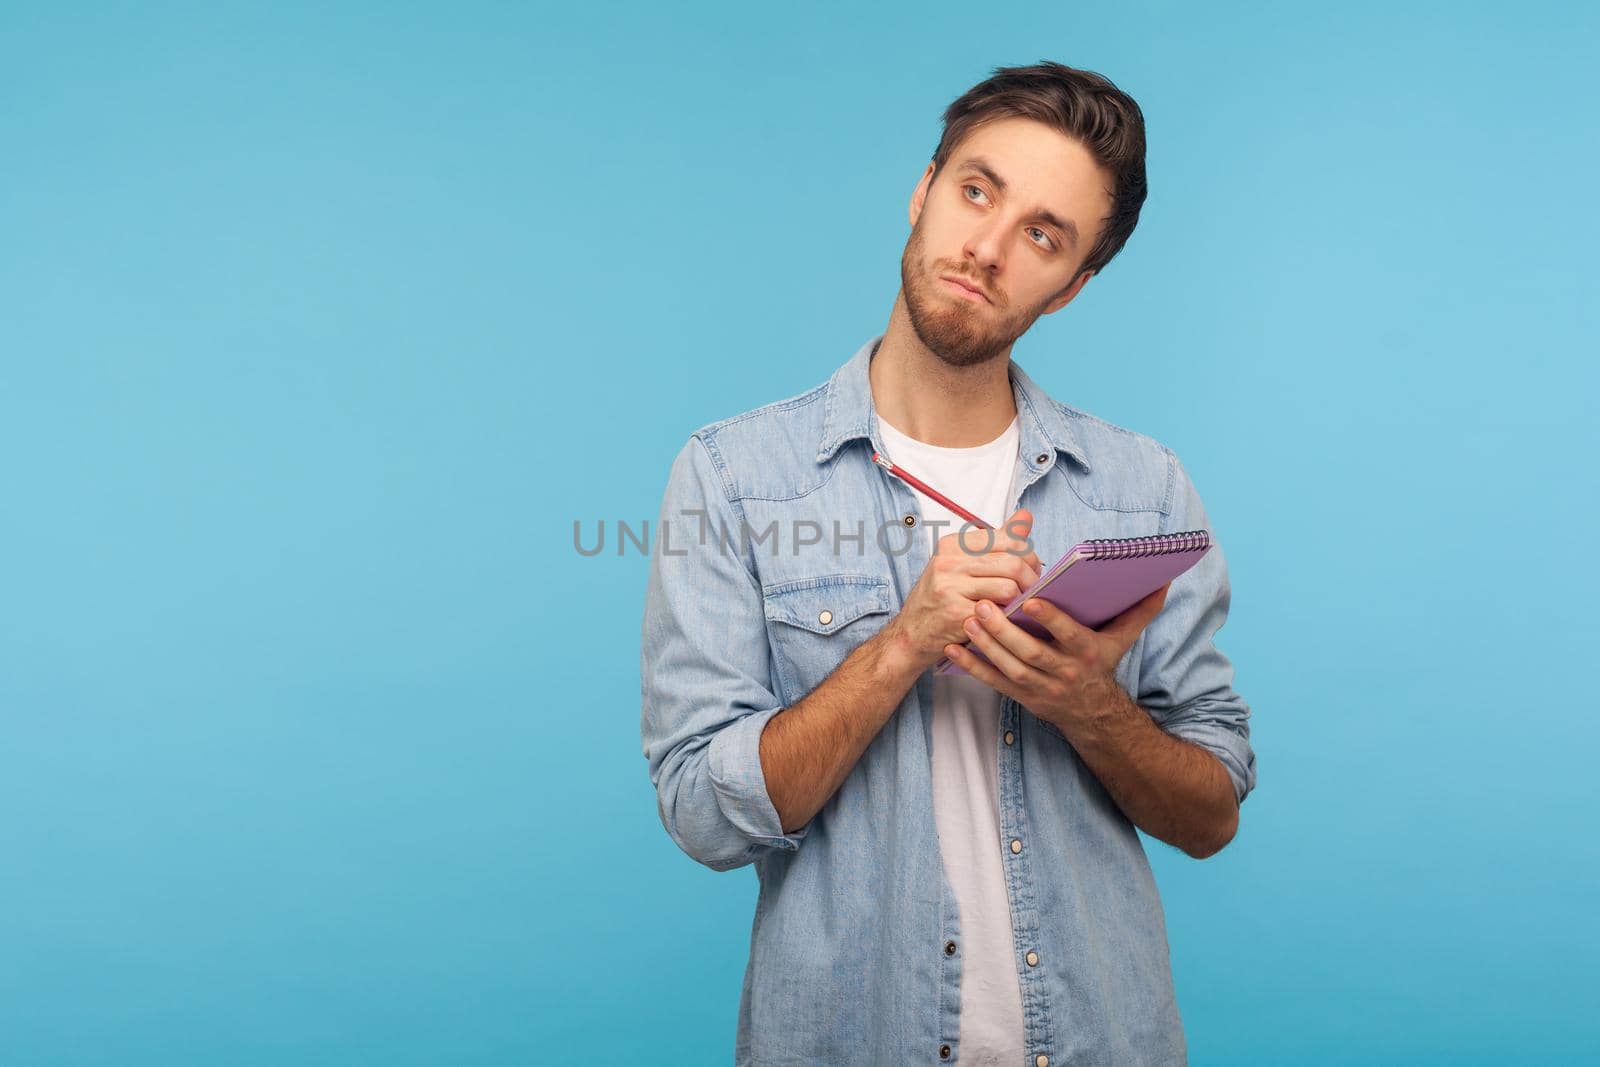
[933,530,1213,677]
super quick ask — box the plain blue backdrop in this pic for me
[2,2,1596,1064]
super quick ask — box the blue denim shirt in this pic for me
[640,334,1256,1066]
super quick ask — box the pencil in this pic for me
[870,451,992,530]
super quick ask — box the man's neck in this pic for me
[869,291,1018,448]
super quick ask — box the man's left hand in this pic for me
[944,582,1172,734]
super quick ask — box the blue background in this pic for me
[3,2,1596,1063]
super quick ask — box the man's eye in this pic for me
[967,186,1053,250]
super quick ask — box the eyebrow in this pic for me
[955,156,1080,249]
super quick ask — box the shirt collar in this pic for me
[815,333,1092,474]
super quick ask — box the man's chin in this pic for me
[923,333,1004,369]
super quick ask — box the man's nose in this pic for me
[962,221,1007,275]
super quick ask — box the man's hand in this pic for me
[882,508,1041,673]
[944,581,1172,733]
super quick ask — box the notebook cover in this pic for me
[933,531,1212,677]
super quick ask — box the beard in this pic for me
[899,219,1047,369]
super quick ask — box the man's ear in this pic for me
[908,162,936,227]
[1042,270,1095,315]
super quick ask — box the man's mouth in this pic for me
[940,276,989,303]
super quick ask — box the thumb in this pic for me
[1136,581,1171,621]
[1102,582,1170,644]
[1004,507,1033,539]
[1001,508,1035,561]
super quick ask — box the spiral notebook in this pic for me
[933,530,1213,677]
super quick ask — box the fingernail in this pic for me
[977,601,992,618]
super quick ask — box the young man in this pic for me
[640,61,1256,1067]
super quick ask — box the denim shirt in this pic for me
[640,334,1257,1066]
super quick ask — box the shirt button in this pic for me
[1035,1056,1049,1067]
[944,940,957,956]
[818,610,833,625]
[1010,838,1022,854]
[1035,453,1049,464]
[903,513,917,526]
[1003,730,1015,745]
[1026,950,1039,967]
[940,1044,952,1059]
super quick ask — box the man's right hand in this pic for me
[884,507,1042,672]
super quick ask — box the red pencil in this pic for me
[870,451,992,530]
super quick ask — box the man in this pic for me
[640,61,1256,1067]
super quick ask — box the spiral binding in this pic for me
[1081,530,1210,560]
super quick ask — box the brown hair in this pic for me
[930,61,1148,279]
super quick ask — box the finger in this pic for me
[1021,548,1042,579]
[967,601,1054,683]
[976,599,1065,670]
[1018,596,1088,648]
[943,637,1023,701]
[957,522,997,555]
[964,577,1029,606]
[985,553,1041,594]
[966,547,1040,589]
[998,545,1040,585]
[956,547,1038,591]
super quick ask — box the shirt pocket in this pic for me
[762,574,894,705]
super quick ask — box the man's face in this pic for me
[900,116,1113,368]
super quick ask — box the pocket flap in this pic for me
[762,575,892,635]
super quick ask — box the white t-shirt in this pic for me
[876,411,1026,1066]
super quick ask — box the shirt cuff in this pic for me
[1162,720,1256,807]
[706,705,811,851]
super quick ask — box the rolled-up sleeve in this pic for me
[1136,450,1258,806]
[640,434,809,871]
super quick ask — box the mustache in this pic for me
[935,266,996,304]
